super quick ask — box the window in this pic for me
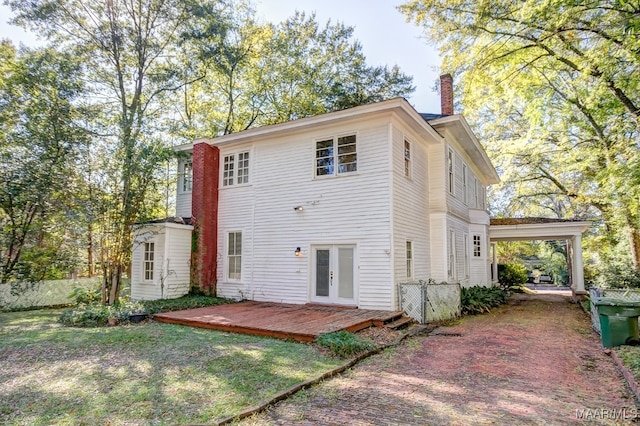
[181,161,192,193]
[404,139,411,178]
[223,152,250,187]
[143,242,154,281]
[315,134,357,177]
[448,229,456,280]
[473,235,482,257]
[462,164,468,204]
[448,149,454,194]
[473,177,479,208]
[406,241,413,278]
[237,152,249,184]
[464,234,470,279]
[227,231,242,280]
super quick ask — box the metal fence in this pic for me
[399,280,461,323]
[589,287,640,334]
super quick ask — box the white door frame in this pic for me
[310,244,358,306]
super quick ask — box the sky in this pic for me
[0,0,443,114]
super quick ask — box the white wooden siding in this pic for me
[216,118,394,309]
[131,223,192,300]
[390,123,432,309]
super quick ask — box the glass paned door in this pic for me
[312,245,356,304]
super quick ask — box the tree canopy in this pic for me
[400,0,640,266]
[2,0,414,299]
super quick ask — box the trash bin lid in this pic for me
[594,297,640,307]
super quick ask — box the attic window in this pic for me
[315,134,357,177]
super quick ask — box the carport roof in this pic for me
[490,217,591,241]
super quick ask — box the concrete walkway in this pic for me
[240,294,637,425]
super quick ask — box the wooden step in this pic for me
[384,316,415,330]
[371,311,405,327]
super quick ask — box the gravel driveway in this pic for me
[240,294,637,425]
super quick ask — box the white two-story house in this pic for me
[131,80,500,311]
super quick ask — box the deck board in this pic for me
[153,301,404,342]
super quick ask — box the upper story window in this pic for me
[462,164,468,204]
[315,134,357,177]
[447,149,454,194]
[180,161,192,193]
[404,139,411,178]
[223,151,250,187]
[144,242,154,281]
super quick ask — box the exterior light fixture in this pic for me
[294,206,303,212]
[295,247,302,257]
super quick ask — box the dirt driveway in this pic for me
[240,294,637,425]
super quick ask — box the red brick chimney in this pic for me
[440,74,454,115]
[190,142,219,295]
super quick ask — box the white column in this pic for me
[491,242,498,284]
[571,234,585,293]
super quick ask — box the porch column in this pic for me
[491,242,498,283]
[571,234,585,293]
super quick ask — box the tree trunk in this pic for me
[629,227,640,269]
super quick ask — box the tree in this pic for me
[0,41,88,283]
[400,0,640,266]
[176,9,415,138]
[7,0,192,303]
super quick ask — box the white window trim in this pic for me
[462,164,468,205]
[404,138,412,179]
[464,234,470,279]
[226,231,242,281]
[314,132,358,178]
[473,234,482,258]
[222,150,251,188]
[447,148,454,195]
[143,241,155,282]
[406,240,413,279]
[180,160,193,194]
[448,229,456,281]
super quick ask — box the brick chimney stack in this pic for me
[440,74,454,115]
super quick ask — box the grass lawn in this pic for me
[0,309,344,425]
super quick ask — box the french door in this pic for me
[311,245,357,305]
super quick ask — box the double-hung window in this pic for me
[143,242,154,281]
[447,149,454,194]
[406,241,413,278]
[181,161,192,193]
[315,134,357,177]
[404,139,411,178]
[448,229,456,280]
[462,164,468,204]
[227,231,242,280]
[223,152,250,186]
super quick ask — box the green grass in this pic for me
[316,330,376,358]
[0,309,343,424]
[615,346,640,384]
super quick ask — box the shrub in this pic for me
[461,285,509,315]
[597,263,640,289]
[59,295,233,327]
[141,295,232,314]
[316,330,376,358]
[498,263,528,289]
[69,285,102,305]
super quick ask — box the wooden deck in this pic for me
[153,301,405,342]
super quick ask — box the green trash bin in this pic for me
[594,297,640,348]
